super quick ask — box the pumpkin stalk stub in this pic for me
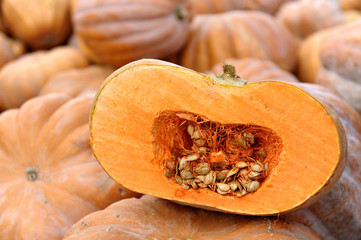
[208,62,248,87]
[25,167,38,182]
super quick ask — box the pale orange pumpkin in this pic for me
[64,195,321,239]
[72,0,192,67]
[0,46,89,110]
[180,11,299,73]
[1,0,72,49]
[0,31,25,68]
[0,94,140,240]
[276,0,345,39]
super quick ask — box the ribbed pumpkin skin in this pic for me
[0,32,25,68]
[276,0,345,39]
[64,195,321,240]
[180,11,298,73]
[285,83,361,240]
[189,0,246,14]
[1,0,72,50]
[0,94,140,240]
[39,65,115,98]
[0,46,89,110]
[208,58,298,83]
[72,0,192,67]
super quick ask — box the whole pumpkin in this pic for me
[0,46,89,110]
[276,0,345,39]
[64,195,321,239]
[180,11,298,73]
[89,59,346,217]
[72,0,192,67]
[0,32,25,69]
[1,0,72,49]
[39,65,115,99]
[0,94,140,240]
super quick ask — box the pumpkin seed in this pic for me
[228,181,238,191]
[191,180,198,189]
[181,183,190,190]
[175,175,183,184]
[238,137,249,149]
[164,169,173,178]
[198,183,208,188]
[191,130,200,139]
[235,161,248,169]
[251,163,264,172]
[248,171,261,179]
[265,162,269,173]
[226,167,239,178]
[257,149,267,159]
[216,188,230,195]
[235,189,248,197]
[204,171,216,185]
[166,160,176,171]
[195,162,210,175]
[180,170,194,179]
[239,169,248,178]
[198,147,207,152]
[243,132,254,144]
[216,170,229,180]
[194,138,205,146]
[246,181,260,192]
[187,125,195,136]
[217,183,231,192]
[196,175,206,182]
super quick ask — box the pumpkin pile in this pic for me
[0,0,360,239]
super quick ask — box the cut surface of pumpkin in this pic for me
[90,59,346,215]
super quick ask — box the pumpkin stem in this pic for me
[208,62,248,87]
[25,167,38,181]
[175,4,188,21]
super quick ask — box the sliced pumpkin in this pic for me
[90,59,346,215]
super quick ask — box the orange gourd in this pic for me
[39,65,115,99]
[180,11,298,73]
[72,0,192,67]
[0,46,89,110]
[0,94,140,240]
[89,59,347,216]
[64,195,321,239]
[1,0,72,49]
[0,32,25,69]
[276,0,345,39]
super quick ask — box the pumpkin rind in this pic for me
[90,59,346,216]
[0,94,140,240]
[0,32,25,68]
[1,0,72,49]
[0,46,89,110]
[72,0,192,67]
[64,195,321,239]
[180,11,298,73]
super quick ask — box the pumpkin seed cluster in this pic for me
[164,122,269,197]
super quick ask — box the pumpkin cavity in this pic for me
[152,111,283,197]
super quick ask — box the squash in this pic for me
[180,11,298,73]
[0,46,89,110]
[0,31,25,68]
[297,19,361,114]
[39,65,115,99]
[89,59,346,216]
[341,0,361,10]
[1,0,72,50]
[276,0,345,39]
[0,94,140,240]
[63,195,321,239]
[208,58,298,83]
[72,0,192,67]
[297,20,360,83]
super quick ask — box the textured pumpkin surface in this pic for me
[180,11,298,73]
[72,0,192,67]
[64,195,321,240]
[315,24,361,114]
[276,0,345,39]
[0,32,25,69]
[208,58,298,83]
[0,94,140,240]
[90,59,346,215]
[341,0,361,10]
[2,0,72,49]
[39,65,115,98]
[284,83,361,240]
[0,46,89,110]
[297,20,361,83]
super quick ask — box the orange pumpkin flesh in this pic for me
[90,59,346,215]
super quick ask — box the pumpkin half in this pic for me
[90,59,346,215]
